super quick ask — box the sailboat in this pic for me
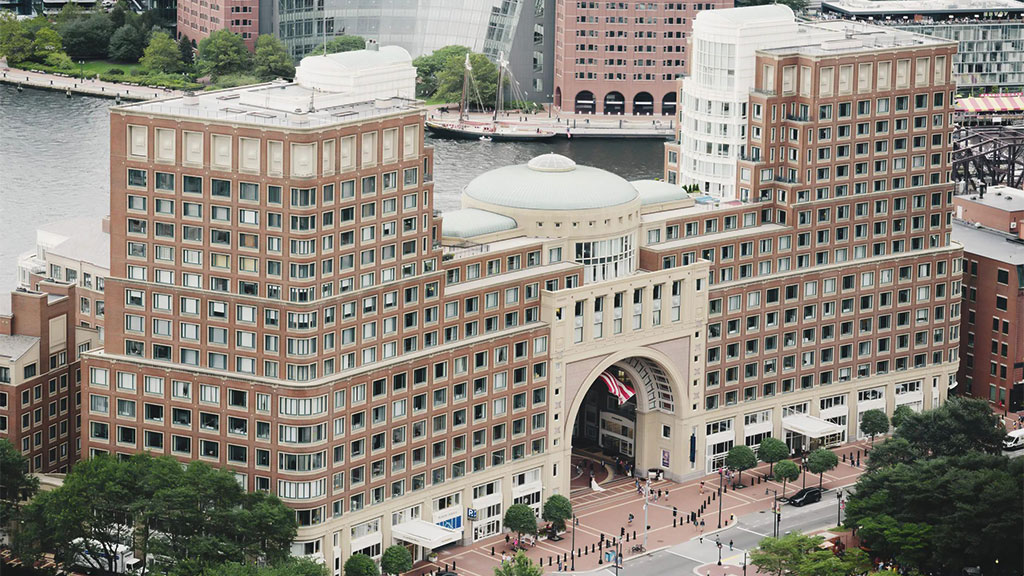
[426,53,556,142]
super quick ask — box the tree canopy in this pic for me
[859,409,889,444]
[773,459,800,497]
[541,494,573,532]
[0,14,71,66]
[59,12,114,59]
[846,398,1021,575]
[412,44,470,98]
[503,503,538,539]
[308,34,366,56]
[198,29,251,77]
[16,453,297,576]
[141,30,183,73]
[434,50,501,109]
[380,545,413,576]
[108,23,145,62]
[0,438,38,529]
[890,404,914,429]
[253,34,295,80]
[750,533,869,576]
[756,437,789,474]
[203,557,327,576]
[494,551,543,576]
[806,448,838,489]
[344,553,379,576]
[725,445,757,485]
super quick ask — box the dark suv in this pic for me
[786,487,824,507]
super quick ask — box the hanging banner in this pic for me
[598,371,635,405]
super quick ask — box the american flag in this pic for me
[598,371,635,405]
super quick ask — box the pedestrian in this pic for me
[700,480,705,495]
[628,513,634,525]
[856,455,861,467]
[729,539,734,551]
[664,488,669,501]
[505,534,510,546]
[700,535,704,544]
[730,513,735,525]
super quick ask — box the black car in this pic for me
[786,487,824,507]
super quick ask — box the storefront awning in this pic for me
[782,413,843,438]
[392,520,461,549]
[956,94,1024,114]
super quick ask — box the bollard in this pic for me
[491,547,495,556]
[713,491,716,501]
[583,547,587,556]
[445,564,449,571]
[591,543,595,553]
[673,518,677,528]
[548,557,551,566]
[842,453,846,463]
[633,530,636,539]
[453,561,456,571]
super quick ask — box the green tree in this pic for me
[54,1,84,28]
[108,23,146,62]
[253,34,294,80]
[749,533,823,576]
[109,0,129,29]
[541,494,573,532]
[773,459,800,498]
[203,557,327,576]
[734,0,808,12]
[31,26,63,62]
[0,438,39,530]
[178,34,195,67]
[891,404,914,429]
[0,13,33,64]
[435,51,500,109]
[494,551,543,576]
[806,448,838,489]
[756,437,789,475]
[412,44,470,98]
[725,445,757,486]
[859,409,889,445]
[503,503,538,540]
[198,28,251,77]
[17,453,297,576]
[59,12,114,59]
[309,34,366,56]
[344,553,380,576]
[44,50,74,70]
[141,30,183,73]
[865,436,918,470]
[380,545,413,576]
[795,547,871,576]
[845,451,1023,574]
[895,397,1005,456]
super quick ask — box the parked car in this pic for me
[786,487,824,507]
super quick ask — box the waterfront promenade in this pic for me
[426,108,676,139]
[1,60,184,101]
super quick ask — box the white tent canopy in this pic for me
[782,413,843,438]
[391,520,461,549]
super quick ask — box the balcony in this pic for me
[785,114,810,123]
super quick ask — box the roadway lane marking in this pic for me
[664,549,704,563]
[737,526,769,538]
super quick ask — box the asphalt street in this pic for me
[601,486,852,576]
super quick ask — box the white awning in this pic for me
[782,413,843,439]
[391,520,461,549]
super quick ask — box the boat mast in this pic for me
[493,51,507,122]
[460,54,472,123]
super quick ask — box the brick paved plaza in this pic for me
[413,440,873,576]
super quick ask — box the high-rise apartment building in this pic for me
[951,186,1024,412]
[553,0,733,116]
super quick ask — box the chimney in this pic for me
[365,39,379,51]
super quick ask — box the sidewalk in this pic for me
[1,61,183,101]
[411,439,873,576]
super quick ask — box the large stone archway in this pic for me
[563,346,691,482]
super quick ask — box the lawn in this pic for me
[75,59,145,76]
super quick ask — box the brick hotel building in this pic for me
[554,0,733,116]
[70,15,960,573]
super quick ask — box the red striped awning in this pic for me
[957,93,1024,114]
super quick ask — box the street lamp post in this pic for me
[716,536,722,566]
[743,551,748,576]
[765,488,780,538]
[717,468,724,529]
[836,490,844,527]
[78,60,84,79]
[570,514,577,571]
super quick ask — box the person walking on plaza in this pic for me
[700,480,705,495]
[729,539,734,551]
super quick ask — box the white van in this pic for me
[1003,429,1024,451]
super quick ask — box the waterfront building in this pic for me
[821,0,1024,93]
[178,0,260,50]
[71,20,963,572]
[553,0,733,117]
[17,216,111,345]
[951,186,1024,412]
[0,282,101,473]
